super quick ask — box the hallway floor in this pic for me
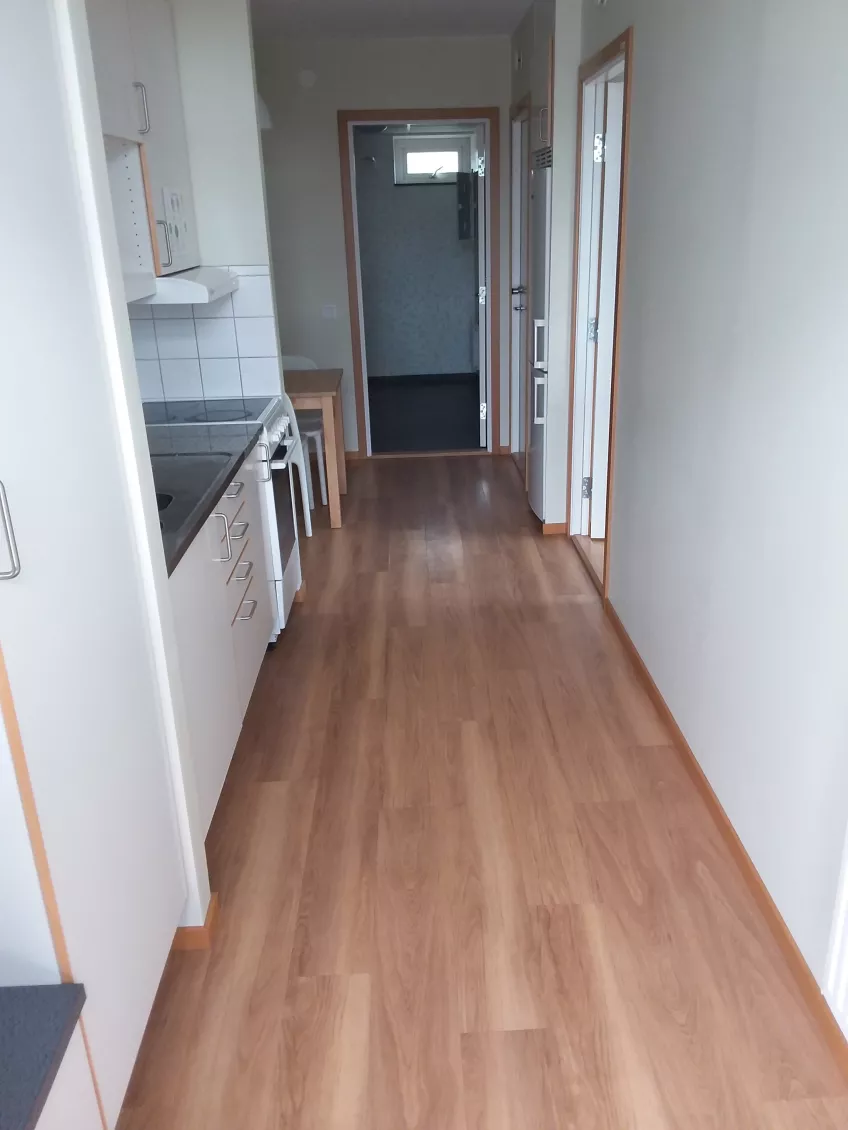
[119,457,847,1129]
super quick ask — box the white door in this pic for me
[569,77,607,535]
[510,115,531,459]
[527,157,551,520]
[589,74,625,540]
[471,124,489,448]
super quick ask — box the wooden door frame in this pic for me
[338,107,502,458]
[565,29,634,599]
[508,95,532,484]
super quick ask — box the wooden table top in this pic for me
[284,368,343,397]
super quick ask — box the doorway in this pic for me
[338,109,500,457]
[568,32,632,595]
[509,103,531,483]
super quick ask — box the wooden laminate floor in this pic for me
[119,456,848,1130]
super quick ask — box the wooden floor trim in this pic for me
[605,598,848,1078]
[571,534,604,595]
[172,892,219,952]
[541,522,567,537]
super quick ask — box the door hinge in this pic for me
[593,133,606,163]
[474,155,486,177]
[478,286,487,306]
[480,402,488,421]
[588,317,599,343]
[582,476,593,500]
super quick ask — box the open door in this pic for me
[568,37,631,593]
[510,111,531,476]
[471,123,489,448]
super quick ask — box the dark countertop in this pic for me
[0,984,86,1130]
[147,422,263,575]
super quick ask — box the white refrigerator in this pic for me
[527,148,552,521]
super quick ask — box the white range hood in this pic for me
[132,266,238,306]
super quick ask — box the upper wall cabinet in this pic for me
[86,0,200,275]
[85,0,144,141]
[126,0,199,274]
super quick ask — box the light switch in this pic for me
[321,304,337,320]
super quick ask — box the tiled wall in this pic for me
[129,264,283,401]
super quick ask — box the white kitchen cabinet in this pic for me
[127,0,200,273]
[36,1026,102,1130]
[227,447,274,716]
[170,509,242,836]
[84,0,143,141]
[85,0,199,275]
[170,444,274,834]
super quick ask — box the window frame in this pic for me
[392,134,473,185]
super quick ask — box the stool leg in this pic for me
[293,441,312,537]
[314,430,328,506]
[304,437,315,510]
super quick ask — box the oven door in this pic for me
[270,439,297,568]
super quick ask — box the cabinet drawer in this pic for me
[226,537,255,621]
[231,565,274,718]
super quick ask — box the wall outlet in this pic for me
[321,304,338,320]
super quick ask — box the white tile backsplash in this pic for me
[152,303,194,320]
[235,316,277,358]
[200,358,242,398]
[232,274,273,318]
[196,317,237,358]
[130,319,159,360]
[128,266,281,401]
[136,359,164,401]
[193,294,234,319]
[239,357,281,396]
[155,319,199,359]
[161,358,203,399]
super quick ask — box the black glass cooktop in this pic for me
[143,397,275,426]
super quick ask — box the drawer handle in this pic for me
[230,520,249,541]
[237,598,257,621]
[225,481,244,499]
[234,559,253,583]
[213,513,232,562]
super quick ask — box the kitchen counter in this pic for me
[0,983,86,1130]
[147,422,263,575]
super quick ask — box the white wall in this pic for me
[581,0,848,982]
[254,35,513,451]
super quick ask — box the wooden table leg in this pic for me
[321,395,342,528]
[333,391,347,494]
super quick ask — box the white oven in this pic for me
[255,403,301,640]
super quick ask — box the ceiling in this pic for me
[250,0,530,39]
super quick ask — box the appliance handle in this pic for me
[133,82,150,135]
[0,481,21,579]
[533,318,547,369]
[156,219,173,268]
[533,375,547,425]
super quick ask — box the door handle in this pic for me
[0,481,21,579]
[533,375,547,425]
[533,319,547,369]
[133,82,151,135]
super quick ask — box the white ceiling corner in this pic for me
[250,0,531,39]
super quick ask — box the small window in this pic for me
[393,134,472,185]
